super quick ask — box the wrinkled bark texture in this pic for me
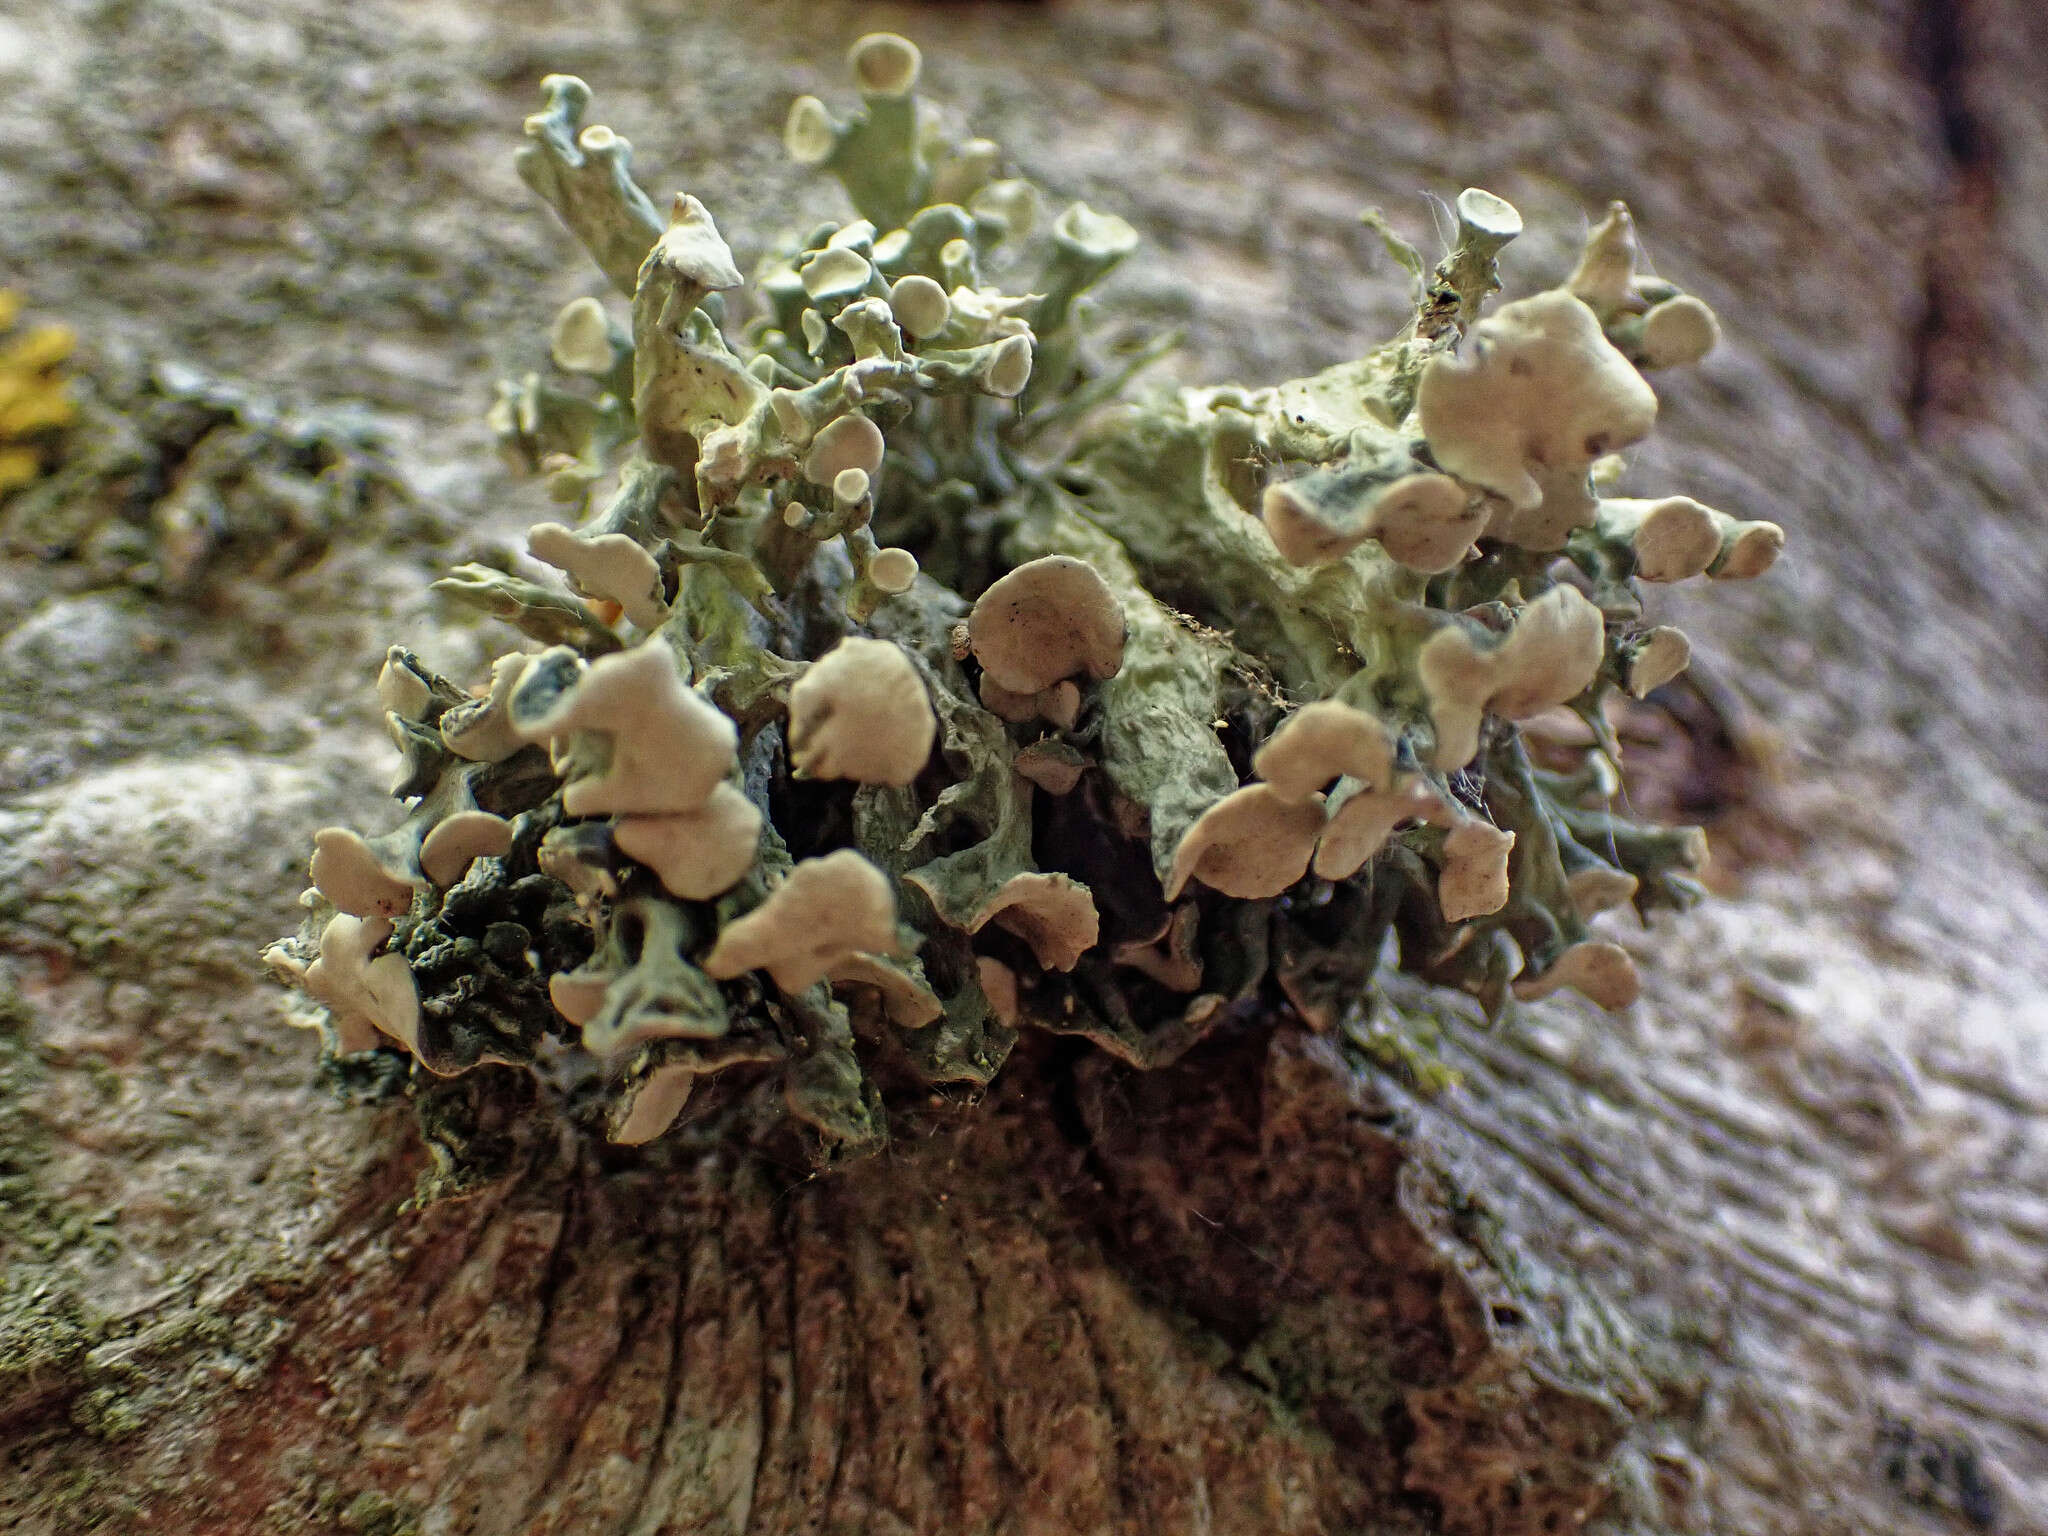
[2,1,2045,1533]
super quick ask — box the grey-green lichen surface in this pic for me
[264,33,1783,1173]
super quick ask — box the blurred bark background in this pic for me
[2,1,2045,1532]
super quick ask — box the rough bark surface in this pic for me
[2,1,2045,1533]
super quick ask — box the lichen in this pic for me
[267,35,1783,1181]
[0,349,421,594]
[0,290,76,501]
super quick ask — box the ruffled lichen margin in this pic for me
[265,33,1782,1180]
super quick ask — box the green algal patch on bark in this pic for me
[1,974,298,1453]
[326,1489,424,1536]
[0,972,55,1246]
[0,1278,101,1429]
[0,350,428,596]
[0,972,109,1431]
[0,970,114,1272]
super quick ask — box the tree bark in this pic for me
[2,1,2045,1532]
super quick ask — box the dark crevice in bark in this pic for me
[1911,0,1983,163]
[517,1199,643,1533]
[1053,1261,1134,1526]
[520,1162,585,1378]
[397,1142,523,1318]
[1904,0,2000,438]
[1043,1036,1096,1153]
[804,1192,857,1536]
[933,1196,1026,1496]
[742,1220,783,1536]
[621,1221,694,1536]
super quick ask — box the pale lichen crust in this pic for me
[266,35,1784,1175]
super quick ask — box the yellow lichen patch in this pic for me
[0,291,76,496]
